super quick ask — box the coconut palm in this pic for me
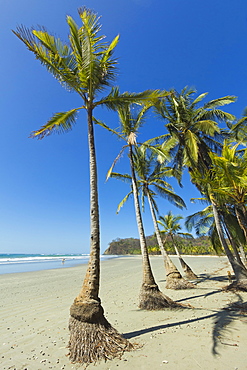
[228,107,247,143]
[185,203,246,265]
[13,8,167,363]
[106,104,183,309]
[190,168,247,290]
[111,146,195,289]
[155,87,236,179]
[158,211,197,279]
[209,142,247,251]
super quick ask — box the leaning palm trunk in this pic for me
[129,145,182,309]
[239,244,247,268]
[171,236,198,280]
[223,220,245,267]
[235,205,247,267]
[68,109,133,363]
[147,193,195,289]
[212,202,247,291]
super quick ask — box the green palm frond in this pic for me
[116,191,133,214]
[110,172,132,183]
[14,8,120,98]
[142,133,170,146]
[154,88,237,179]
[30,108,80,139]
[194,120,220,136]
[93,118,125,140]
[185,205,213,234]
[151,136,178,163]
[191,92,208,107]
[106,147,127,180]
[153,185,186,209]
[230,113,247,142]
[203,96,237,109]
[200,109,236,122]
[184,130,199,164]
[13,26,80,93]
[98,88,170,110]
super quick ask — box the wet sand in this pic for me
[1,255,247,370]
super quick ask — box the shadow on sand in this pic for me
[212,293,247,355]
[124,293,247,357]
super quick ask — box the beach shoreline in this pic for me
[1,255,247,370]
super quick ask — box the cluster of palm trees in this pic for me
[13,6,247,366]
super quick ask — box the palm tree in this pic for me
[228,107,247,143]
[107,104,183,309]
[185,203,246,264]
[190,168,247,290]
[155,87,236,178]
[13,8,165,363]
[209,142,247,256]
[158,212,198,280]
[111,146,195,289]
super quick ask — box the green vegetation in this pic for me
[104,235,215,255]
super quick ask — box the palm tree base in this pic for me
[165,273,196,290]
[68,301,134,364]
[222,279,247,292]
[138,283,184,310]
[178,257,198,280]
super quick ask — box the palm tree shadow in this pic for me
[212,293,247,356]
[124,294,246,358]
[123,312,217,339]
[196,273,230,283]
[159,273,229,285]
[176,289,222,303]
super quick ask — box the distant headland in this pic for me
[104,235,216,255]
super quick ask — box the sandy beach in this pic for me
[1,255,247,370]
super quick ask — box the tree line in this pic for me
[104,235,215,255]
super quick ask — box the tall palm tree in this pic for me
[13,8,166,363]
[107,104,183,309]
[155,87,236,179]
[111,146,195,289]
[158,212,198,279]
[185,203,246,264]
[190,168,247,290]
[209,142,247,252]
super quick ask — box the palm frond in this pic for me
[106,147,127,181]
[116,191,133,213]
[194,120,220,136]
[97,88,170,110]
[203,96,237,109]
[184,130,199,164]
[13,26,81,93]
[154,185,186,209]
[200,109,236,122]
[29,108,80,139]
[110,172,132,183]
[93,118,125,140]
[191,92,208,107]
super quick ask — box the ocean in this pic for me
[0,253,116,275]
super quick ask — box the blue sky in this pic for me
[1,0,247,254]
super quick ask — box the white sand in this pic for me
[0,255,247,370]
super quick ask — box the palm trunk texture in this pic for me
[147,193,195,289]
[212,202,247,291]
[235,206,247,267]
[172,238,198,280]
[129,146,183,309]
[68,108,133,364]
